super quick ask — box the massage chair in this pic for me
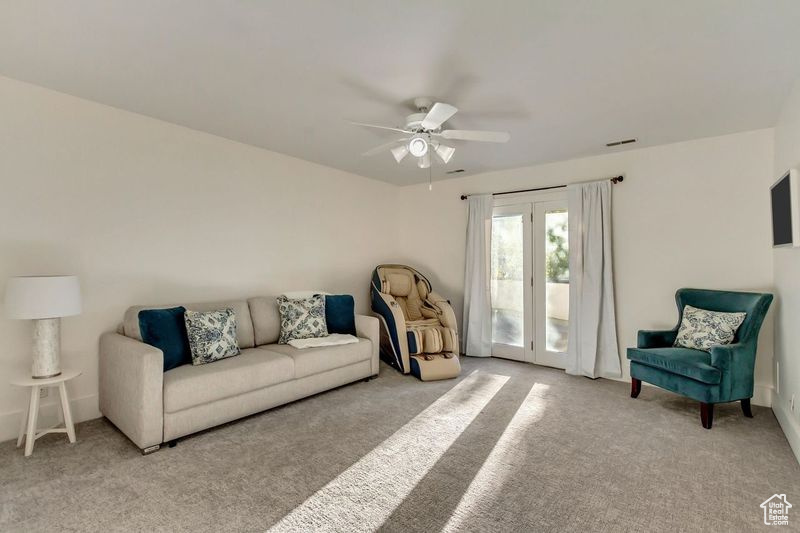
[370,265,461,381]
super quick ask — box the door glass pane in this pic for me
[491,214,524,346]
[545,210,569,352]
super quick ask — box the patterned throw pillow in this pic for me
[674,305,746,351]
[278,294,328,344]
[184,308,241,365]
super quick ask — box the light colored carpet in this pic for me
[1,357,798,532]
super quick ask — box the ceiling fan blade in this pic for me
[440,129,510,143]
[350,121,410,134]
[420,103,458,130]
[418,152,431,169]
[434,144,455,164]
[391,145,409,163]
[361,139,406,157]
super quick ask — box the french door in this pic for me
[490,195,570,369]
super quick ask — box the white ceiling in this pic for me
[1,1,800,185]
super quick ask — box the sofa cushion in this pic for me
[162,347,294,413]
[138,306,191,371]
[263,339,372,379]
[248,296,281,346]
[124,299,255,349]
[627,347,722,384]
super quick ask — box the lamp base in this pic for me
[32,318,61,379]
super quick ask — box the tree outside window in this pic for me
[545,211,569,283]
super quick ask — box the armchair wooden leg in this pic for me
[630,378,642,398]
[700,403,714,429]
[741,398,753,418]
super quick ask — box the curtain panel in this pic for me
[566,180,621,378]
[462,194,493,357]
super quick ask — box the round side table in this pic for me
[10,368,81,457]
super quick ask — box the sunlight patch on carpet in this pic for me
[268,370,509,532]
[441,382,549,532]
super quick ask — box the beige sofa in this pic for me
[99,297,379,454]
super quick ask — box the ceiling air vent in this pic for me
[446,169,465,174]
[606,138,637,147]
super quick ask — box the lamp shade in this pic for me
[4,276,82,319]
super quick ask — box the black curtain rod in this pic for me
[459,175,624,201]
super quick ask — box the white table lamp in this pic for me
[5,276,82,378]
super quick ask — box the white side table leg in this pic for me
[24,386,40,457]
[17,393,31,448]
[57,387,65,425]
[58,382,76,443]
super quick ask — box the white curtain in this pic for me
[462,194,493,357]
[566,180,621,378]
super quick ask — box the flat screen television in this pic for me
[771,168,800,248]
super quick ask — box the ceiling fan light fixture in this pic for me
[418,152,431,169]
[434,144,455,164]
[408,136,429,157]
[391,145,409,163]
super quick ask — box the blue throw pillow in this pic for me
[139,306,192,371]
[325,295,356,336]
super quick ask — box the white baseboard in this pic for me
[772,391,800,466]
[753,384,773,407]
[0,394,100,444]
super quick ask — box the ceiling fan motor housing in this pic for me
[413,97,433,113]
[405,113,427,131]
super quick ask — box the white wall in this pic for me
[394,129,776,402]
[0,74,780,446]
[0,76,400,442]
[772,81,800,461]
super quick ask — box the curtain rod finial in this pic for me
[460,194,468,200]
[611,175,624,184]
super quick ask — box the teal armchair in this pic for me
[627,288,773,429]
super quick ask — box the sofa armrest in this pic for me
[710,342,757,400]
[99,332,164,449]
[355,314,380,376]
[637,329,677,349]
[709,343,749,371]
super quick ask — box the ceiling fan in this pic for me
[353,97,510,169]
